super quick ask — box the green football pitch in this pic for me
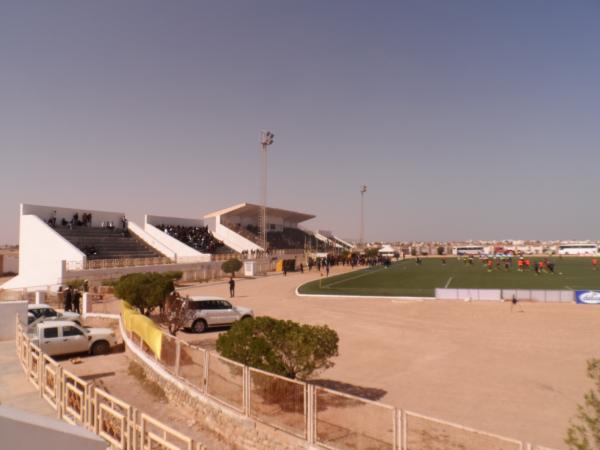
[298,257,600,297]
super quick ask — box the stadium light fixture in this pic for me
[360,185,367,246]
[260,130,275,251]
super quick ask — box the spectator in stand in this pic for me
[156,224,226,253]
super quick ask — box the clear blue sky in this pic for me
[1,1,599,244]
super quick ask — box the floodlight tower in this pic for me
[360,185,367,246]
[260,130,274,251]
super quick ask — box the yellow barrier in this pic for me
[275,260,284,272]
[121,302,162,359]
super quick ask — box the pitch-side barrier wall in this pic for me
[119,303,556,450]
[435,288,574,302]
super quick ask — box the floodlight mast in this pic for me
[360,185,367,246]
[260,130,274,251]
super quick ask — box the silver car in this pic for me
[185,296,254,333]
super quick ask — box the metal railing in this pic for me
[16,313,558,450]
[66,257,173,271]
[14,317,205,450]
[120,313,556,450]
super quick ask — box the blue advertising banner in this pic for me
[575,290,600,304]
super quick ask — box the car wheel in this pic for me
[192,319,207,333]
[241,315,252,321]
[91,340,110,356]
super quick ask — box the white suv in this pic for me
[184,296,254,333]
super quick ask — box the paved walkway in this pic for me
[0,339,55,417]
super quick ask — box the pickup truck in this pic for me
[30,320,117,356]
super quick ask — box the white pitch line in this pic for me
[444,277,453,288]
[565,285,573,290]
[324,266,389,288]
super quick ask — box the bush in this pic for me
[216,316,339,380]
[566,358,600,449]
[113,272,178,315]
[221,259,243,277]
[66,279,85,289]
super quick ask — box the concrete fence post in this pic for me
[174,340,181,377]
[307,383,315,445]
[35,291,45,304]
[243,366,250,417]
[82,293,89,316]
[401,409,407,450]
[203,350,209,392]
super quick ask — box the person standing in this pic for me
[511,293,524,312]
[229,277,235,298]
[64,287,72,312]
[72,289,81,314]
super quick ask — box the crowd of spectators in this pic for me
[156,224,226,253]
[47,210,93,228]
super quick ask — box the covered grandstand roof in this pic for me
[204,203,315,224]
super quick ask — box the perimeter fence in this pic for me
[435,288,574,302]
[120,303,558,450]
[14,317,205,450]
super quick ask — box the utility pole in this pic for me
[260,130,274,251]
[360,185,367,246]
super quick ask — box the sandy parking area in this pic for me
[174,267,600,449]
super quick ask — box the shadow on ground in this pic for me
[310,379,387,401]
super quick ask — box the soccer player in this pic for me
[511,294,524,312]
[487,259,493,272]
[593,258,598,271]
[517,259,523,272]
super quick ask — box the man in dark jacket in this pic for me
[64,287,72,311]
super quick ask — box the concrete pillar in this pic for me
[82,293,89,316]
[174,340,181,377]
[34,291,45,305]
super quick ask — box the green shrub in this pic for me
[566,358,600,449]
[216,316,339,380]
[221,259,243,277]
[113,272,178,315]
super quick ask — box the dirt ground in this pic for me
[171,266,600,449]
[60,348,236,450]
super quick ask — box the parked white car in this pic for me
[30,320,117,356]
[184,296,254,333]
[27,304,81,328]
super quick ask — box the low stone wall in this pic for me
[119,320,308,450]
[131,354,306,450]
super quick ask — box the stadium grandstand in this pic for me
[314,229,353,251]
[1,202,350,291]
[204,202,336,252]
[144,214,233,256]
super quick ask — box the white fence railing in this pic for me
[122,315,558,450]
[66,257,173,271]
[14,317,205,450]
[435,288,575,302]
[16,313,559,450]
